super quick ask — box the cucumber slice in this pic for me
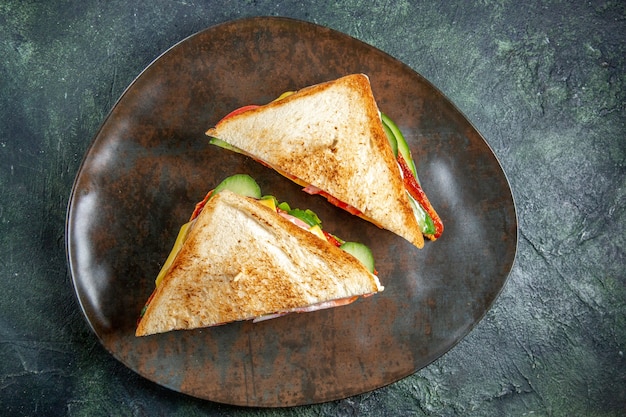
[340,242,375,273]
[213,174,262,199]
[381,113,418,180]
[381,119,398,157]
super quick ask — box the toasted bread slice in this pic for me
[206,74,425,248]
[136,190,383,336]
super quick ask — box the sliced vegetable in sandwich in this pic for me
[136,174,383,336]
[206,73,443,249]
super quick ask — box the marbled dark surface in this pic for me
[1,1,624,416]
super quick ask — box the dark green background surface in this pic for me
[1,1,624,415]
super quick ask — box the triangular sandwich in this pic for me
[206,73,442,249]
[136,177,383,336]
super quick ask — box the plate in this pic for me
[66,16,517,407]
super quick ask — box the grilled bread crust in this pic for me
[136,190,382,336]
[206,74,424,248]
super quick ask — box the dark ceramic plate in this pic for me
[66,17,517,407]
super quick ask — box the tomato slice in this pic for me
[302,185,363,216]
[322,231,343,248]
[397,154,443,239]
[220,104,260,121]
[189,190,214,221]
